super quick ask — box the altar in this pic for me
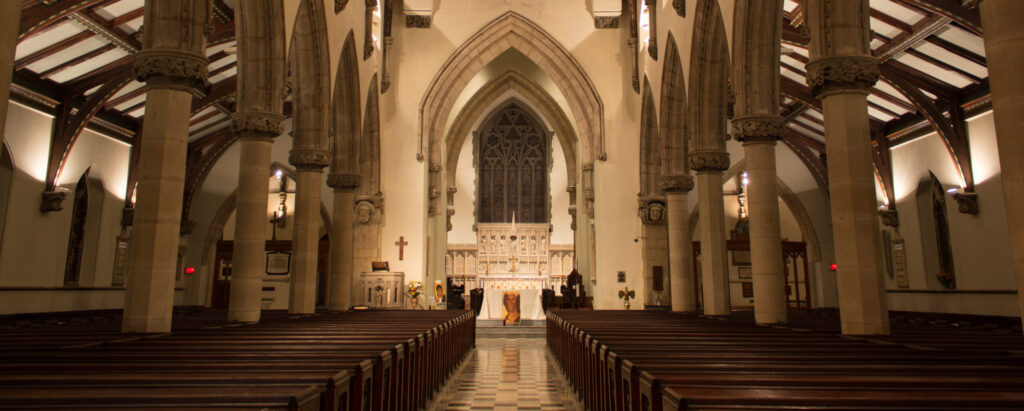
[477,288,545,321]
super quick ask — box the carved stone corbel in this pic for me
[179,220,197,236]
[879,209,899,228]
[121,207,135,227]
[953,192,980,215]
[638,197,667,225]
[594,15,619,29]
[405,14,431,28]
[40,190,67,212]
[327,173,361,192]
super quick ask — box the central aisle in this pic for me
[432,338,577,410]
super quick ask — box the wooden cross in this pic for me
[395,236,409,261]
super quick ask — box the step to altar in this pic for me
[476,319,546,338]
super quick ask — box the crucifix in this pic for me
[395,236,409,261]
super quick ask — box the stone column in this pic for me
[662,175,696,311]
[227,114,283,323]
[977,0,1024,332]
[327,173,360,310]
[690,151,731,316]
[122,0,210,333]
[0,3,20,143]
[806,0,889,335]
[735,116,788,324]
[288,149,328,314]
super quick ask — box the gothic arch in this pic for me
[421,11,604,166]
[444,70,577,189]
[63,167,105,287]
[332,31,362,175]
[687,0,731,151]
[234,0,286,116]
[640,76,662,197]
[0,143,13,249]
[290,0,332,152]
[660,32,688,177]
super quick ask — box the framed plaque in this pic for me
[266,251,291,275]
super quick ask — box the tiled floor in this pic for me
[433,338,577,410]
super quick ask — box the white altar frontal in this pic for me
[446,222,575,295]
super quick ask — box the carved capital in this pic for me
[660,174,695,193]
[447,186,458,196]
[232,112,284,140]
[179,220,197,236]
[732,115,785,143]
[879,209,899,228]
[688,150,730,173]
[638,198,667,225]
[953,192,980,215]
[121,207,135,227]
[289,149,330,170]
[327,173,361,191]
[594,16,619,29]
[405,14,431,28]
[134,49,209,97]
[805,55,879,98]
[40,190,67,212]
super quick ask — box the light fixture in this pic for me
[946,187,959,194]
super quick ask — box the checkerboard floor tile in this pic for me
[434,338,576,410]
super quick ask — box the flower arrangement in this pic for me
[407,281,424,298]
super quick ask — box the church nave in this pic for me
[432,338,578,411]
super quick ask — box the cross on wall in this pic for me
[395,236,409,261]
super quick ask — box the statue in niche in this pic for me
[356,201,374,224]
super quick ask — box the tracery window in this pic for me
[476,101,550,223]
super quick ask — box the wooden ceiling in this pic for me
[10,0,992,198]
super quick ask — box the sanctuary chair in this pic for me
[447,279,466,310]
[469,288,484,316]
[541,289,556,312]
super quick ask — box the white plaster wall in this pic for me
[887,111,1018,317]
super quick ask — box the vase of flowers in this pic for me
[407,281,424,309]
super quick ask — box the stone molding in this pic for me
[594,16,619,29]
[40,190,67,212]
[953,192,980,215]
[879,209,899,228]
[288,149,330,170]
[805,55,879,98]
[688,150,730,172]
[231,112,284,140]
[732,115,785,143]
[660,174,695,193]
[133,49,209,97]
[406,15,431,28]
[327,173,361,191]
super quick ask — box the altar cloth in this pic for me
[478,288,544,321]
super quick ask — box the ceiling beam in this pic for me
[68,10,141,53]
[19,0,104,40]
[874,14,952,63]
[891,0,982,35]
[15,30,95,70]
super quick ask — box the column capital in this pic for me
[327,173,361,191]
[289,149,330,170]
[134,49,209,97]
[688,150,730,173]
[806,55,879,98]
[732,115,785,144]
[660,174,695,193]
[232,111,285,141]
[39,190,67,212]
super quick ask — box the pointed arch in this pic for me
[235,0,287,115]
[291,0,332,152]
[444,70,577,189]
[0,143,12,249]
[422,11,604,166]
[332,30,362,174]
[640,76,662,197]
[687,0,731,151]
[361,74,381,195]
[660,32,688,177]
[475,99,551,224]
[63,168,103,287]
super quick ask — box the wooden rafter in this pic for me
[891,0,982,35]
[19,0,105,40]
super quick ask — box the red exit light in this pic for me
[829,263,837,271]
[185,266,196,275]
